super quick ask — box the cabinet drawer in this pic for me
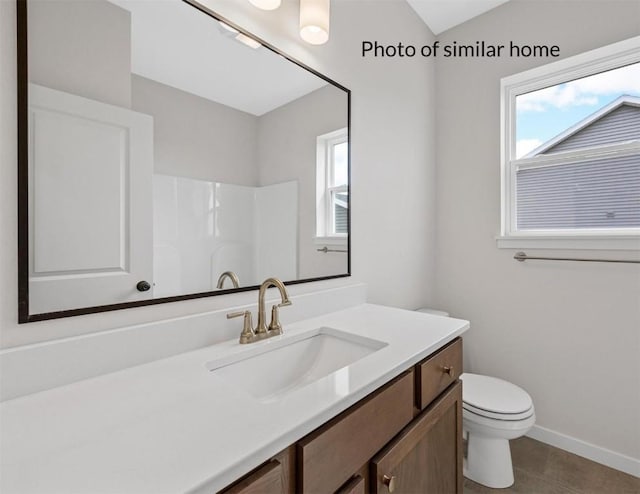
[415,338,462,410]
[221,460,283,494]
[336,475,365,494]
[297,370,414,494]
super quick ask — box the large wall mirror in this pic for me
[17,0,350,322]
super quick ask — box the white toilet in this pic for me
[461,373,535,488]
[415,309,535,488]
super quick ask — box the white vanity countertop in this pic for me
[0,303,469,494]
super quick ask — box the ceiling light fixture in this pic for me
[299,0,330,45]
[248,0,282,10]
[218,21,262,50]
[235,33,262,49]
[218,21,239,34]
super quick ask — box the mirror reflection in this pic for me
[24,0,350,317]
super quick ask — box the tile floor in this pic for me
[463,437,640,494]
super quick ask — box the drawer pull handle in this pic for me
[382,474,396,493]
[443,366,454,376]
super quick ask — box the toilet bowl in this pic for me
[461,373,535,489]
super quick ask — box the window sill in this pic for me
[496,235,640,251]
[314,236,348,247]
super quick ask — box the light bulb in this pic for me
[300,0,330,45]
[249,0,281,10]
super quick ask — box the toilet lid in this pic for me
[463,402,534,421]
[461,373,533,415]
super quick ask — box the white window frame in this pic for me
[315,128,348,245]
[498,36,640,251]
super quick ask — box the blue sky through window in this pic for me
[515,62,640,158]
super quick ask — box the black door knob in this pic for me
[136,281,151,292]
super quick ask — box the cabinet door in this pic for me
[371,381,463,494]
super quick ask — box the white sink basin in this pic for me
[206,327,387,402]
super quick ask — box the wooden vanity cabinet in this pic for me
[219,338,463,494]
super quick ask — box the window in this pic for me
[499,36,640,250]
[316,128,349,242]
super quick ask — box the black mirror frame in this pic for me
[16,0,351,323]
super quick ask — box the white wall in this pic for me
[0,0,436,349]
[255,181,298,282]
[434,0,640,465]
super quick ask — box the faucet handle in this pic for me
[227,310,255,344]
[268,305,283,335]
[269,295,292,334]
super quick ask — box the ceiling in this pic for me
[104,0,511,114]
[108,0,327,116]
[406,0,511,35]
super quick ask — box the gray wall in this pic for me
[434,0,640,462]
[28,0,132,108]
[132,75,259,186]
[258,84,348,279]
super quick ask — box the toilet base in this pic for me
[464,433,514,488]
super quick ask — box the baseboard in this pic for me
[527,425,640,478]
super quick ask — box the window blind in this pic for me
[334,192,349,234]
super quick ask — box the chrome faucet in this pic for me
[226,277,292,344]
[216,271,240,289]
